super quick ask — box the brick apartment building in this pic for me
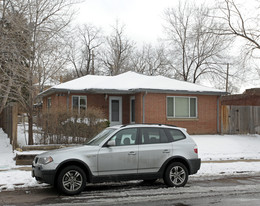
[39,72,226,134]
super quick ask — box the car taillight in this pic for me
[194,146,198,154]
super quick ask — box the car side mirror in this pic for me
[107,140,116,147]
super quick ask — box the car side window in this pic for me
[166,129,186,141]
[110,128,137,146]
[140,128,169,144]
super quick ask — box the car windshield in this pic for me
[84,128,116,146]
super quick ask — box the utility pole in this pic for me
[91,50,95,75]
[226,63,229,93]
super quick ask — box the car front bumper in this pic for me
[32,165,56,185]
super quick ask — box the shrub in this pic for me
[39,107,107,144]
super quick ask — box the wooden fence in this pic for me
[0,103,18,150]
[221,105,260,134]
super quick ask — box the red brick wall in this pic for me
[142,93,220,134]
[42,93,67,112]
[42,92,220,134]
[135,93,143,124]
[43,93,131,124]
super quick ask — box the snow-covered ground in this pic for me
[1,127,260,192]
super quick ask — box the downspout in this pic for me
[142,91,147,123]
[67,91,70,112]
[217,96,220,134]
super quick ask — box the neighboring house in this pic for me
[38,71,226,134]
[221,88,260,134]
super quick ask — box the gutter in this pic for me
[67,91,70,111]
[38,88,227,98]
[217,96,220,134]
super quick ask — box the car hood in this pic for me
[36,145,99,157]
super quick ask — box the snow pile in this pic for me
[0,170,44,191]
[0,129,16,170]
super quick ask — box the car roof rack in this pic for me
[120,123,177,128]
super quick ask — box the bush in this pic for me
[39,107,107,144]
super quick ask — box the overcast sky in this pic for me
[76,0,210,44]
[75,0,258,92]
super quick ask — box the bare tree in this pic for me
[132,44,171,76]
[217,0,260,55]
[214,0,260,80]
[34,37,68,93]
[163,1,231,83]
[2,0,78,145]
[0,0,30,114]
[0,0,12,114]
[102,21,135,75]
[67,24,103,77]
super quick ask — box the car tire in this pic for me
[164,162,188,187]
[57,165,86,195]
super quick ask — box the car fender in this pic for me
[54,159,94,183]
[158,156,192,175]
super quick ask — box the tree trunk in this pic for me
[28,113,34,145]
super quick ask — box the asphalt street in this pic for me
[1,174,260,206]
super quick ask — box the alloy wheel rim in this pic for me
[169,166,186,186]
[62,170,83,192]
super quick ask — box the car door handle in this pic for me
[128,151,136,155]
[163,150,170,154]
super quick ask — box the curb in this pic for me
[0,167,32,172]
[202,159,260,163]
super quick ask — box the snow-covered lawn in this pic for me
[1,127,260,191]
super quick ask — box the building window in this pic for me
[167,96,197,118]
[47,97,51,109]
[72,96,87,114]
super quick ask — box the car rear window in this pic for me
[166,129,186,141]
[140,128,169,144]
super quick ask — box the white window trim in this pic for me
[166,96,198,118]
[72,95,87,114]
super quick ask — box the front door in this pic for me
[98,128,138,176]
[109,96,122,126]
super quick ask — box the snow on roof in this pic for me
[39,71,226,96]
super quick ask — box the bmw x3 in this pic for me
[32,124,201,195]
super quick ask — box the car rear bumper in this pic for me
[188,158,201,174]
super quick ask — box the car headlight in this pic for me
[38,156,53,165]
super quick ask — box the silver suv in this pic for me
[32,124,201,195]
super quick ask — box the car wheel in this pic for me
[164,162,188,187]
[57,165,86,195]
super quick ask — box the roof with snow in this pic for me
[39,71,226,97]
